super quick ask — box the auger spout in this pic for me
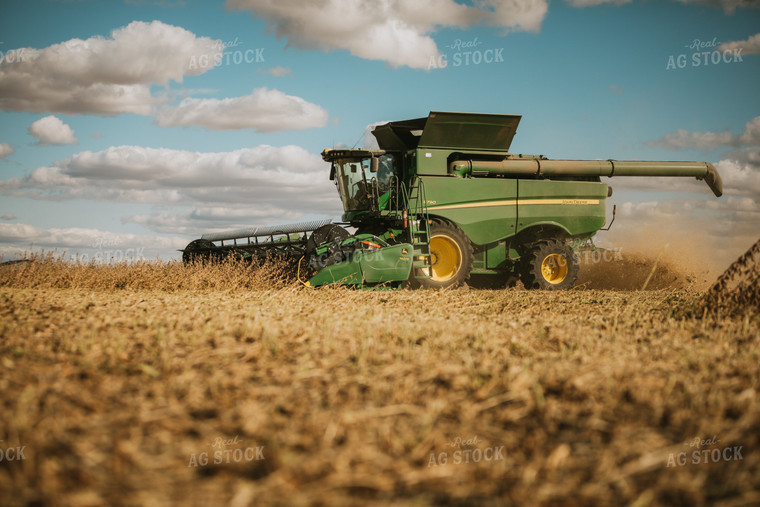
[448,157,723,197]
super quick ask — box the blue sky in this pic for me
[0,0,758,268]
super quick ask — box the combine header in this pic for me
[183,111,723,289]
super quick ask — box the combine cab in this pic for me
[183,111,723,289]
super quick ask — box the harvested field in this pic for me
[1,255,758,506]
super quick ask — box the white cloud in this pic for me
[718,32,760,55]
[648,129,736,150]
[227,0,758,69]
[673,0,760,14]
[28,115,78,145]
[360,121,393,149]
[723,146,760,167]
[155,88,328,131]
[227,0,540,69]
[0,223,178,248]
[478,0,549,33]
[0,144,342,234]
[0,222,189,261]
[648,116,760,150]
[1,22,324,132]
[715,150,760,197]
[0,143,14,158]
[0,20,223,116]
[122,206,314,235]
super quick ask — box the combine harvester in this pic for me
[183,112,723,289]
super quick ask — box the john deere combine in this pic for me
[182,111,723,290]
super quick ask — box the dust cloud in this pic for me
[580,219,758,291]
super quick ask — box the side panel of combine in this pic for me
[421,176,518,246]
[516,180,608,237]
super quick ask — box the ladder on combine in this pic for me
[406,178,433,281]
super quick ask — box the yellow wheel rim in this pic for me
[541,253,568,284]
[428,235,462,282]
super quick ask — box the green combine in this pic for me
[182,112,723,290]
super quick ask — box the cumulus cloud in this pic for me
[0,222,189,261]
[718,32,760,55]
[0,144,342,234]
[648,116,760,150]
[227,0,759,69]
[0,20,223,116]
[155,88,328,131]
[0,143,14,158]
[28,115,78,145]
[0,223,182,249]
[122,205,314,235]
[0,21,327,132]
[714,148,760,197]
[227,0,544,69]
[673,0,760,14]
[648,129,736,151]
[476,0,549,33]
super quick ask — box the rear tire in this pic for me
[416,220,473,289]
[520,239,579,290]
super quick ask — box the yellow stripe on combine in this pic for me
[428,199,599,211]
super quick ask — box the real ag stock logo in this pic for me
[427,435,505,467]
[666,435,744,468]
[428,37,505,70]
[666,37,744,70]
[187,435,265,468]
[0,440,27,462]
[187,37,265,70]
[0,42,29,65]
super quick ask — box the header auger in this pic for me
[183,111,723,289]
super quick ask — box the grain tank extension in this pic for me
[182,111,723,289]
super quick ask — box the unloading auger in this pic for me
[182,111,723,289]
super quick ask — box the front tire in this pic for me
[520,239,579,290]
[417,220,473,289]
